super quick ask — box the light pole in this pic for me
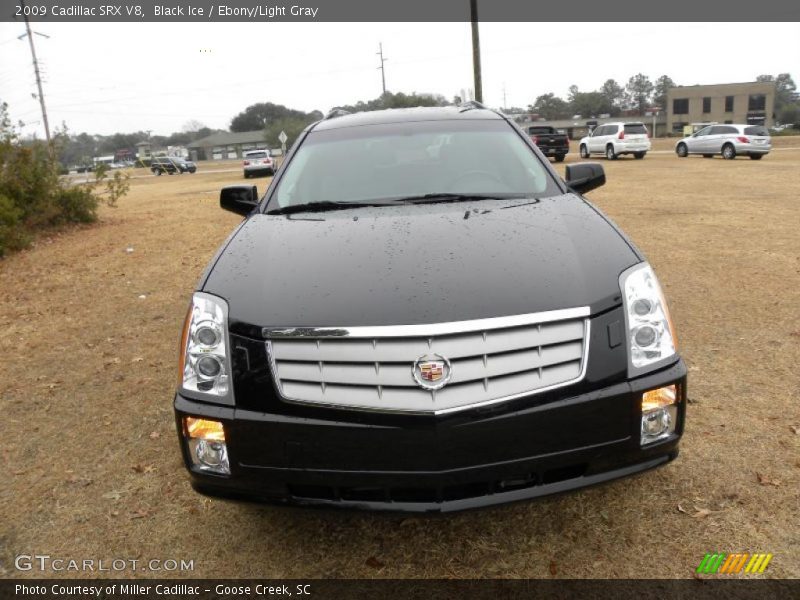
[470,0,482,103]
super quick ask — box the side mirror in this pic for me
[220,185,258,216]
[565,163,605,194]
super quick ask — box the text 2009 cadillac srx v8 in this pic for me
[174,103,686,512]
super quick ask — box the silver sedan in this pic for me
[675,124,771,160]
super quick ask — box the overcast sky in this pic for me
[1,21,798,137]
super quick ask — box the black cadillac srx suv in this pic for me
[174,103,686,513]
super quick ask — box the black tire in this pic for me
[579,144,589,159]
[703,154,713,158]
[676,143,688,157]
[243,172,250,179]
[153,169,162,176]
[554,154,565,163]
[722,144,736,160]
[606,145,617,160]
[634,152,645,159]
[749,154,763,160]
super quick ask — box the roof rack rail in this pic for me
[458,100,487,112]
[324,108,351,120]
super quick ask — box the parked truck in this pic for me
[527,125,570,162]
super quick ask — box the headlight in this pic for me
[178,292,234,405]
[619,262,677,376]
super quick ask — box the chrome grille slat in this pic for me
[267,308,590,415]
[275,340,583,387]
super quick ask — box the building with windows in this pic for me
[187,130,270,161]
[667,81,776,134]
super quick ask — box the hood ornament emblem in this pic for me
[412,354,452,391]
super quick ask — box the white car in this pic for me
[579,122,651,160]
[242,149,276,178]
[675,124,772,160]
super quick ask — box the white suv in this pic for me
[242,149,276,178]
[579,122,651,160]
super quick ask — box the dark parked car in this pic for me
[151,156,197,175]
[175,104,686,513]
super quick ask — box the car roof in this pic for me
[312,106,504,131]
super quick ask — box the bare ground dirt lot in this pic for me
[1,138,799,579]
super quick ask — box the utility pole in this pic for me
[19,0,52,151]
[376,42,387,96]
[470,0,483,103]
[502,83,507,111]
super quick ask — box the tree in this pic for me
[653,75,676,111]
[230,102,317,132]
[528,93,569,120]
[182,120,207,133]
[626,73,654,115]
[567,85,580,103]
[599,79,625,112]
[264,116,316,148]
[569,92,614,118]
[758,73,797,109]
[338,91,448,114]
[778,104,799,126]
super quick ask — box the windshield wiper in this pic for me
[389,193,505,205]
[266,201,382,215]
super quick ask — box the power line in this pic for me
[376,42,387,95]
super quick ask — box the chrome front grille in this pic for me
[265,308,590,414]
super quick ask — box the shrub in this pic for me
[0,192,27,256]
[0,101,129,256]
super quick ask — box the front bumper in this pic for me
[174,359,686,513]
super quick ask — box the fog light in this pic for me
[184,417,230,475]
[641,385,678,445]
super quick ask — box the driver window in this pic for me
[695,127,711,137]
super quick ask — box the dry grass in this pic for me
[1,138,799,579]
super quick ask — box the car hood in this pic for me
[203,194,640,333]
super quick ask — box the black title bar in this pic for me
[5,0,800,22]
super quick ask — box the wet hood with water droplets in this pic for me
[202,194,641,332]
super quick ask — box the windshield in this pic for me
[744,126,768,136]
[624,123,647,134]
[246,151,269,158]
[270,120,559,209]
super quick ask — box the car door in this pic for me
[687,126,712,153]
[588,126,606,153]
[702,126,727,154]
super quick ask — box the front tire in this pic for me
[676,143,688,157]
[749,154,763,160]
[606,145,617,160]
[579,145,589,159]
[243,172,250,179]
[153,169,162,176]
[554,154,565,163]
[634,152,646,159]
[722,144,736,160]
